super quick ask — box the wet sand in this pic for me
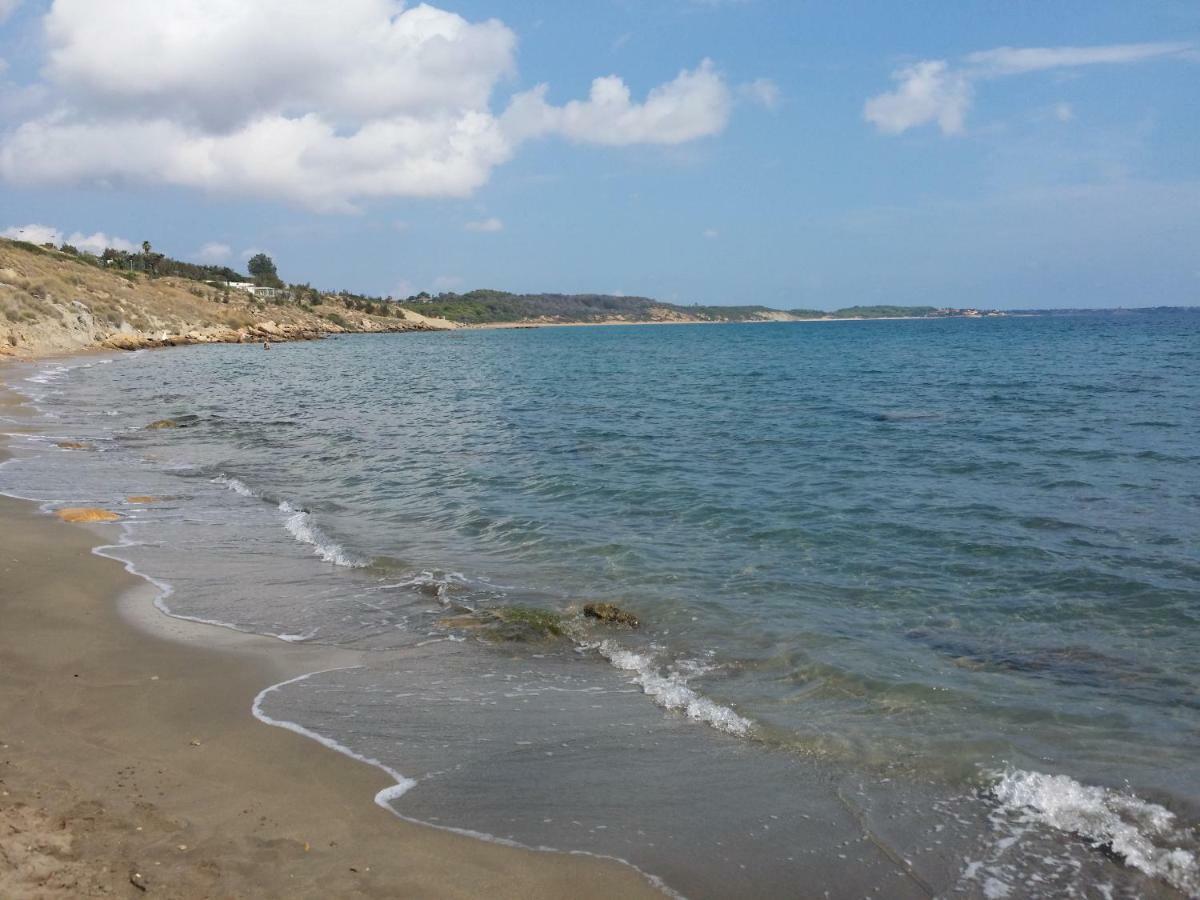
[0,379,662,898]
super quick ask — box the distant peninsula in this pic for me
[0,237,999,359]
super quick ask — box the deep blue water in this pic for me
[5,311,1199,898]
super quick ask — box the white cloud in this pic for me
[0,0,21,24]
[739,78,781,110]
[703,228,719,239]
[863,60,972,136]
[865,41,1195,136]
[1054,102,1074,123]
[464,217,504,232]
[503,59,731,146]
[964,42,1194,76]
[0,2,734,211]
[68,231,137,254]
[195,241,232,263]
[1,222,136,253]
[3,223,61,245]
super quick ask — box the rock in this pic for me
[56,507,121,523]
[146,419,179,429]
[126,495,160,504]
[583,603,640,628]
[55,441,93,450]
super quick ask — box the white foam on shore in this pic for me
[253,669,686,898]
[585,640,754,737]
[990,769,1200,896]
[252,668,419,807]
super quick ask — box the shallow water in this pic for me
[3,312,1199,897]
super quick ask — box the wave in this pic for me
[585,640,754,737]
[279,501,367,568]
[989,768,1199,896]
[212,474,367,568]
[212,473,256,498]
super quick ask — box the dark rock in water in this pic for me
[440,607,566,643]
[584,602,640,628]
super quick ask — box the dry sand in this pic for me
[0,379,662,898]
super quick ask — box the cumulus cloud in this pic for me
[864,61,971,135]
[2,223,61,245]
[503,59,731,146]
[0,0,20,23]
[195,241,232,262]
[2,222,136,253]
[865,40,1194,136]
[464,217,504,232]
[0,1,734,211]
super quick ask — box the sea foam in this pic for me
[279,501,366,568]
[213,475,366,568]
[587,640,753,737]
[990,768,1199,896]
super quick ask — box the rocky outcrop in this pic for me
[583,603,640,628]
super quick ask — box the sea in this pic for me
[2,310,1198,898]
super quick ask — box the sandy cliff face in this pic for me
[0,241,453,359]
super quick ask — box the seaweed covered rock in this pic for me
[583,603,639,628]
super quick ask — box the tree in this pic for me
[247,253,281,287]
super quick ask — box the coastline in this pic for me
[0,374,663,898]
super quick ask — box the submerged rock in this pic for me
[56,507,120,523]
[438,607,567,643]
[146,419,179,430]
[55,441,93,450]
[126,496,161,504]
[584,602,640,628]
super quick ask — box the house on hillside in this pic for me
[223,281,289,300]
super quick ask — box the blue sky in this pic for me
[1,0,1197,309]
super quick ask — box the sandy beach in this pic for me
[0,376,661,898]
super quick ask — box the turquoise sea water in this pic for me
[4,312,1199,897]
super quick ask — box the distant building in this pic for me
[224,281,289,300]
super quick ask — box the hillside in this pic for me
[398,290,956,325]
[395,290,798,325]
[0,239,453,359]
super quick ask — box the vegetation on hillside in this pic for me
[1,235,981,343]
[0,238,437,356]
[399,290,948,325]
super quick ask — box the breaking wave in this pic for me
[990,768,1199,896]
[586,640,754,737]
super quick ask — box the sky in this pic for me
[0,1,1197,310]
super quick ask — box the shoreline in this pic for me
[0,372,664,898]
